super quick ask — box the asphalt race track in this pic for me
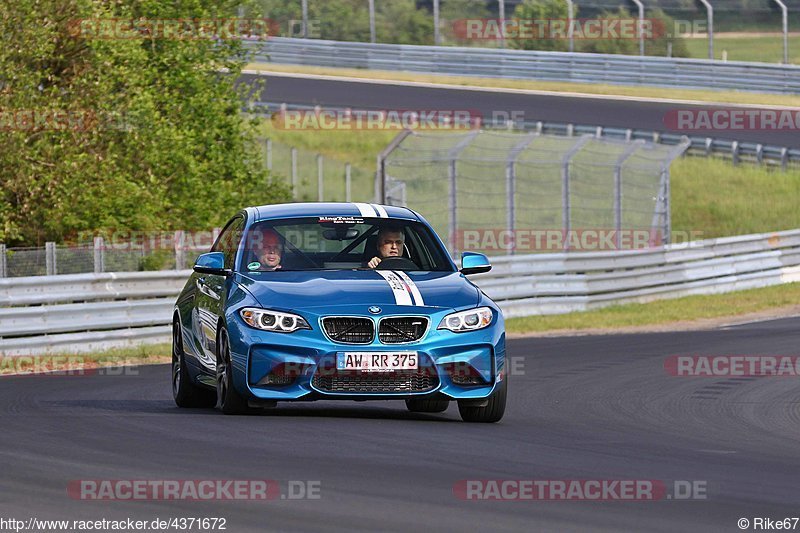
[244,73,800,149]
[1,317,798,532]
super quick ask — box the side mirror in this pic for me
[193,252,231,276]
[460,252,491,275]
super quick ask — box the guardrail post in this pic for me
[0,244,6,278]
[345,163,352,202]
[317,154,324,201]
[291,147,298,198]
[45,242,57,276]
[93,237,105,273]
[780,148,789,171]
[731,141,740,166]
[174,231,186,271]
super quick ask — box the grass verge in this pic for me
[247,63,800,107]
[506,282,800,334]
[685,35,800,65]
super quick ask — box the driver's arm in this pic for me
[367,256,381,268]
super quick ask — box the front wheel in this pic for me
[172,319,216,408]
[458,378,507,423]
[216,328,252,415]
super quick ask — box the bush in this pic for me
[0,0,290,246]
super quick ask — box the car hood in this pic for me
[236,270,479,312]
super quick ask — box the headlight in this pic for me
[239,308,311,333]
[438,307,493,333]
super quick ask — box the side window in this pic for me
[212,215,245,270]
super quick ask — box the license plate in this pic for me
[336,352,418,372]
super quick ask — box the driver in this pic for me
[368,226,404,269]
[247,227,283,271]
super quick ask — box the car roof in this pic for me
[250,202,421,222]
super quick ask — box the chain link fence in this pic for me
[0,232,218,279]
[258,137,374,203]
[378,129,689,256]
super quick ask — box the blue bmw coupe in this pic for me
[172,202,507,422]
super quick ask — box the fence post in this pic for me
[345,163,352,202]
[317,154,324,201]
[561,136,592,251]
[498,0,505,49]
[301,0,308,38]
[93,236,105,273]
[45,242,57,275]
[368,0,376,43]
[433,0,440,46]
[698,0,714,59]
[445,131,479,256]
[0,244,6,278]
[291,147,298,198]
[506,132,539,255]
[174,230,186,271]
[614,141,644,248]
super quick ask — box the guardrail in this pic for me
[245,37,800,95]
[257,101,799,170]
[2,229,799,355]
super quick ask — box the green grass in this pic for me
[506,282,800,333]
[684,35,800,64]
[0,344,170,375]
[671,157,800,238]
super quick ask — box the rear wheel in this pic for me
[172,319,215,408]
[458,378,507,423]
[405,398,449,413]
[216,328,253,415]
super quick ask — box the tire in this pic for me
[216,328,252,415]
[172,319,216,408]
[458,378,507,423]
[405,398,450,413]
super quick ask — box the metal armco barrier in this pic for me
[245,38,800,95]
[1,229,799,355]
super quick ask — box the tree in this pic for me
[509,0,572,52]
[0,0,289,246]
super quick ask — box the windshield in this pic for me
[238,217,455,273]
